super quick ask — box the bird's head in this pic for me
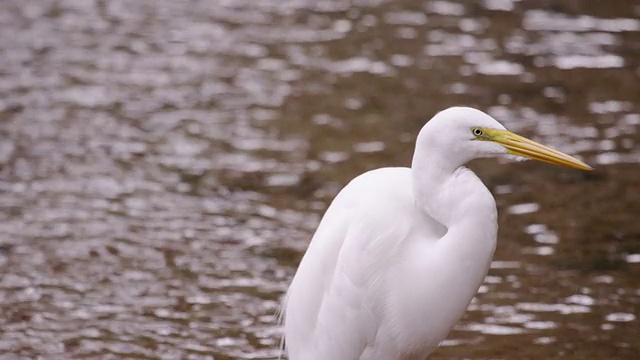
[415,107,592,171]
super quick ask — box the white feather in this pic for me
[281,107,526,359]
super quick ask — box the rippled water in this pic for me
[0,0,638,359]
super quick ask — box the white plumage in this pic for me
[282,107,591,360]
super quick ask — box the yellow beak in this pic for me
[482,129,593,171]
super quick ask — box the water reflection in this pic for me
[0,0,638,358]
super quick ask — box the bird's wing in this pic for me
[283,167,444,360]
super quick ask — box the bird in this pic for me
[280,107,592,360]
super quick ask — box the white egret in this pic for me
[281,107,591,360]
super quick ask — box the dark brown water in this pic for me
[0,0,638,359]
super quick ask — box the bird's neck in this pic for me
[411,150,493,229]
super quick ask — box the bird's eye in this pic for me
[472,128,484,136]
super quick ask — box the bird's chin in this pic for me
[477,142,509,159]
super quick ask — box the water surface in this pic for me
[0,0,638,359]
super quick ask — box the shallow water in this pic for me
[0,0,638,359]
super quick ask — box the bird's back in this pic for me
[283,167,445,360]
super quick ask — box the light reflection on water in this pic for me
[0,0,638,359]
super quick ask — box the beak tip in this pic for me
[578,160,594,171]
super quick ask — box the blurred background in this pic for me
[0,0,639,359]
